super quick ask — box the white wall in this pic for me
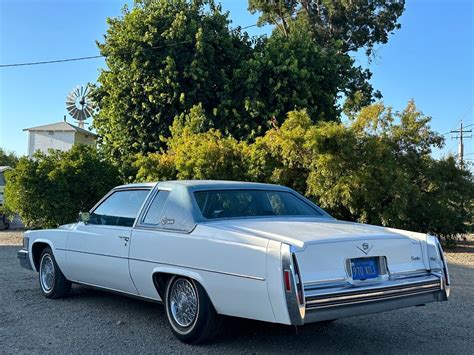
[28,131,74,157]
[27,131,97,157]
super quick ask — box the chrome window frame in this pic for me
[87,186,152,228]
[136,188,172,227]
[192,188,328,221]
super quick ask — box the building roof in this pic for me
[23,121,97,137]
[0,166,12,173]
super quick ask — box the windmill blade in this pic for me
[69,106,79,119]
[66,83,96,123]
[84,106,93,118]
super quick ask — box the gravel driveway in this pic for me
[1,231,473,354]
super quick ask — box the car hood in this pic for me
[201,217,422,248]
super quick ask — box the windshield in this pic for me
[194,189,322,219]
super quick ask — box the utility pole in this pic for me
[451,121,472,169]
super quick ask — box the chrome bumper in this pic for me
[295,273,448,325]
[17,249,33,270]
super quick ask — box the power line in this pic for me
[0,20,265,68]
[0,55,103,68]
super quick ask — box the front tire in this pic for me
[39,247,71,299]
[164,276,220,344]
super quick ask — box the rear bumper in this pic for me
[304,289,444,323]
[290,273,449,325]
[17,249,33,270]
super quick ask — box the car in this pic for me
[17,180,450,344]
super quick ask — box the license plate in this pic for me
[351,257,379,280]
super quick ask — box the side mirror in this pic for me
[78,212,90,224]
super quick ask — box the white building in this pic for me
[23,120,97,157]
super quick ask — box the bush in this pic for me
[135,101,474,244]
[135,104,249,182]
[0,148,19,167]
[4,145,121,228]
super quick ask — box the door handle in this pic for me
[117,236,130,242]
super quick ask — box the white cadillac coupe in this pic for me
[18,180,450,343]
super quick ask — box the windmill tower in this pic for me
[66,84,95,128]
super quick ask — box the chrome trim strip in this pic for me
[72,280,162,303]
[307,288,443,311]
[305,279,441,309]
[133,225,195,235]
[304,270,433,291]
[306,287,440,309]
[304,277,347,288]
[282,245,305,325]
[57,248,265,281]
[306,282,440,306]
[304,280,351,291]
[304,276,440,297]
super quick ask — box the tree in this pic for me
[248,0,405,55]
[0,148,19,168]
[134,102,473,243]
[4,145,121,228]
[93,0,402,172]
[244,18,350,126]
[246,103,473,243]
[248,0,405,111]
[93,0,254,169]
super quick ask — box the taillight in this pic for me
[284,270,292,292]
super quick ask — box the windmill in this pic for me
[66,84,95,128]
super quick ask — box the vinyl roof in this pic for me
[158,180,291,191]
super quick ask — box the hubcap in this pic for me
[40,254,55,292]
[169,279,198,327]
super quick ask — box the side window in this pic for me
[89,189,150,227]
[142,190,170,225]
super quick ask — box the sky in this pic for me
[0,0,473,162]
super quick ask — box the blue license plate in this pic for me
[351,257,379,280]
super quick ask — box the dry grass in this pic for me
[0,230,23,246]
[445,234,474,267]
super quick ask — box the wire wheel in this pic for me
[40,254,55,292]
[169,278,198,328]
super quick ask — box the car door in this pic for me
[66,188,151,294]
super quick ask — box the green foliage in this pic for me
[93,0,255,167]
[248,0,405,112]
[248,0,405,56]
[0,148,19,168]
[135,101,473,243]
[93,0,401,170]
[245,18,347,125]
[4,145,121,228]
[135,105,249,182]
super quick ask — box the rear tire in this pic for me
[39,247,71,299]
[164,276,220,344]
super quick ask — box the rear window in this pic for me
[194,189,321,219]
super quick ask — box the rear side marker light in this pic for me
[284,270,292,292]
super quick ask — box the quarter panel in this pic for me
[129,226,276,322]
[266,240,291,324]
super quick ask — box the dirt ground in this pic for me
[1,230,473,354]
